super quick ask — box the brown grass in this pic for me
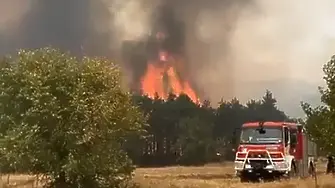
[0,174,38,188]
[1,162,334,188]
[134,162,335,188]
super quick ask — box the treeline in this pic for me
[127,90,294,167]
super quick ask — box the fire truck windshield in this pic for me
[240,127,283,144]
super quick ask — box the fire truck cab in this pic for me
[233,121,317,182]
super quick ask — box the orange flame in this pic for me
[141,63,166,99]
[141,51,199,103]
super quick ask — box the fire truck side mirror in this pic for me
[232,148,236,153]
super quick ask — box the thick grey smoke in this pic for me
[184,0,335,116]
[0,1,31,30]
[0,0,156,89]
[171,0,256,100]
[105,0,157,42]
[1,0,334,117]
[0,0,33,54]
[103,0,160,87]
[0,0,113,56]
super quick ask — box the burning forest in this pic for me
[0,0,260,106]
[1,0,331,115]
[140,46,199,103]
[120,2,201,103]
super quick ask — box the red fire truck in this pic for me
[233,121,317,182]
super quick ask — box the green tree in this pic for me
[213,98,246,160]
[0,48,146,187]
[176,116,214,165]
[302,55,335,154]
[214,98,246,139]
[260,90,287,121]
[245,99,262,121]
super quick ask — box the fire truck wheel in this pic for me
[240,173,259,183]
[308,160,315,176]
[240,174,252,183]
[240,175,248,182]
[288,161,297,178]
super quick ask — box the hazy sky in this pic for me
[0,0,334,117]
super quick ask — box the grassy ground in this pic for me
[1,162,334,188]
[134,162,335,188]
[0,174,37,188]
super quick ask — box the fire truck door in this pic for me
[283,127,290,155]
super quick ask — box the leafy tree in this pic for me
[245,99,262,121]
[176,116,214,165]
[260,90,287,121]
[302,55,335,154]
[214,98,245,139]
[213,98,246,160]
[0,48,146,187]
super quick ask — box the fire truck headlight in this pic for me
[245,164,251,169]
[234,162,244,169]
[275,162,287,169]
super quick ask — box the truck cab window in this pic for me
[284,127,289,147]
[290,129,297,148]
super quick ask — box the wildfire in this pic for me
[140,50,199,103]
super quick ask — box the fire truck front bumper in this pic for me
[234,160,290,175]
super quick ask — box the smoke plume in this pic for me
[1,0,335,117]
[183,0,335,116]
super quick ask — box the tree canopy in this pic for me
[302,55,335,155]
[0,48,146,187]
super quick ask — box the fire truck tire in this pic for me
[240,174,249,182]
[308,160,315,175]
[240,177,248,183]
[240,173,252,183]
[288,161,297,178]
[240,173,258,183]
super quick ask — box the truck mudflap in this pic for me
[234,149,290,176]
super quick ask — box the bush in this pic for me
[0,48,146,188]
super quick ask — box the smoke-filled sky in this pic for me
[0,0,335,117]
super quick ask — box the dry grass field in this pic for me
[0,174,37,188]
[1,162,335,188]
[134,162,335,188]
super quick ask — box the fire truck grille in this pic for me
[249,160,268,170]
[247,152,268,158]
